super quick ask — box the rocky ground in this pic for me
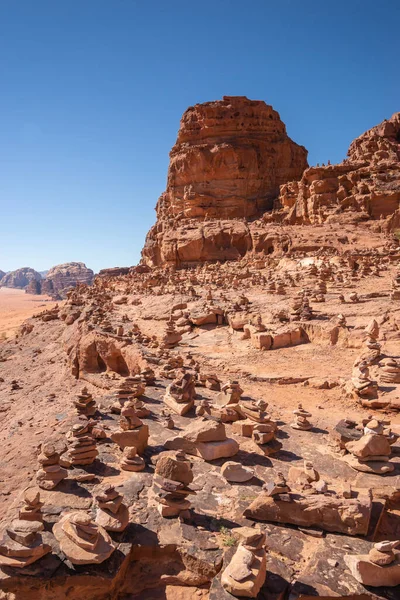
[0,97,399,599]
[0,248,399,599]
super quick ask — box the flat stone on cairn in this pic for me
[120,446,145,472]
[343,421,394,474]
[53,512,115,565]
[345,540,400,587]
[73,386,96,417]
[165,418,239,461]
[0,518,51,568]
[111,375,146,413]
[95,484,129,532]
[291,404,313,430]
[141,366,156,386]
[351,361,378,400]
[163,372,196,416]
[221,528,267,598]
[111,402,149,453]
[19,488,44,522]
[64,422,98,466]
[153,453,196,518]
[161,319,182,349]
[379,357,400,384]
[217,380,243,406]
[36,442,68,490]
[263,472,290,497]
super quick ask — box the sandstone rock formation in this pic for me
[280,111,400,224]
[142,96,308,266]
[0,270,5,282]
[1,267,42,289]
[26,262,94,299]
[142,102,400,268]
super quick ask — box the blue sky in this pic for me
[1,0,398,273]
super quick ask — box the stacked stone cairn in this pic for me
[74,387,96,417]
[345,540,400,587]
[391,269,400,300]
[111,401,149,453]
[217,380,243,406]
[360,319,381,365]
[111,375,146,413]
[0,489,51,568]
[95,484,129,532]
[343,419,394,474]
[36,442,68,490]
[351,361,378,400]
[291,404,313,430]
[221,528,267,598]
[379,357,400,384]
[153,453,195,518]
[65,422,98,466]
[120,446,145,472]
[53,511,115,565]
[163,372,196,416]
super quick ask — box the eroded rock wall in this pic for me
[142,96,308,266]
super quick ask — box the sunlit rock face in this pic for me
[142,96,308,266]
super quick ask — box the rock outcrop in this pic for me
[0,270,5,282]
[1,267,42,289]
[27,262,94,299]
[142,96,308,266]
[280,112,400,224]
[142,102,400,267]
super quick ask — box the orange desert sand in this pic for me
[0,288,58,339]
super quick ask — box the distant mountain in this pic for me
[26,262,94,299]
[1,267,42,289]
[0,270,5,282]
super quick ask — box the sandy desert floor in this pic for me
[0,287,58,339]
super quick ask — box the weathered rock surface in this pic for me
[244,492,372,535]
[27,262,94,299]
[142,95,307,266]
[280,111,400,224]
[1,267,42,289]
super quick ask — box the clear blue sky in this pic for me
[1,0,398,273]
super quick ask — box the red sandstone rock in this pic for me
[280,112,400,225]
[142,96,307,266]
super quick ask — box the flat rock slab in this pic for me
[244,492,372,535]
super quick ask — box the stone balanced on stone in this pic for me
[36,442,68,490]
[53,511,115,565]
[153,452,196,519]
[291,404,313,430]
[0,488,51,568]
[343,419,394,474]
[95,484,129,532]
[64,422,98,466]
[111,401,149,453]
[111,375,146,414]
[73,387,97,417]
[221,528,267,598]
[163,372,196,416]
[120,446,145,472]
[345,540,400,587]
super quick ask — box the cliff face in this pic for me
[26,262,94,299]
[142,104,400,267]
[1,267,42,289]
[0,270,5,282]
[280,112,400,224]
[142,96,308,266]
